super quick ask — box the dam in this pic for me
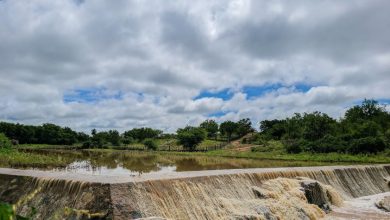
[1,164,389,219]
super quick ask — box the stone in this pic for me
[375,196,390,212]
[300,180,332,213]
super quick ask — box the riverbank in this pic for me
[2,147,390,169]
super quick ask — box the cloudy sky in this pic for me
[1,0,390,133]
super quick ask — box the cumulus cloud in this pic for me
[0,0,389,132]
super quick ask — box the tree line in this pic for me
[0,118,254,151]
[259,99,390,154]
[1,99,389,154]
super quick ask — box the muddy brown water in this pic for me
[10,148,355,177]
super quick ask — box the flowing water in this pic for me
[1,163,389,219]
[0,149,389,219]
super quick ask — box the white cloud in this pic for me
[0,0,389,132]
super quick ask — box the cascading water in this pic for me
[1,165,389,219]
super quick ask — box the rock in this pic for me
[300,180,332,213]
[375,196,390,212]
[252,186,270,199]
[385,177,390,187]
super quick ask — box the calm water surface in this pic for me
[13,149,343,176]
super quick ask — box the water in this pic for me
[2,163,389,219]
[13,149,343,176]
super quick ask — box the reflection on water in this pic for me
[14,149,341,176]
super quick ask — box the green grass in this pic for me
[202,149,390,163]
[12,139,390,165]
[0,148,72,168]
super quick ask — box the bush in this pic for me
[144,138,158,151]
[122,137,134,145]
[283,138,302,153]
[0,133,11,149]
[81,141,92,149]
[177,126,206,151]
[304,135,347,153]
[349,137,386,154]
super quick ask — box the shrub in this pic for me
[144,138,158,151]
[349,137,386,154]
[122,137,134,145]
[0,133,11,149]
[282,138,302,153]
[177,127,206,151]
[81,141,92,149]
[304,135,347,153]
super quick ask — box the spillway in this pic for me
[1,164,389,219]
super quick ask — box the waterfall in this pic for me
[111,165,390,219]
[1,165,389,219]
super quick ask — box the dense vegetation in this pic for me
[0,117,253,151]
[257,99,390,154]
[1,99,389,154]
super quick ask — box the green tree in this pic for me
[144,138,158,150]
[259,119,286,140]
[177,126,206,151]
[0,133,11,149]
[199,120,219,139]
[107,130,121,146]
[284,113,303,140]
[236,118,253,137]
[123,128,162,142]
[220,121,237,142]
[301,112,336,141]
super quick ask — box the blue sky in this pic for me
[195,83,313,101]
[63,88,123,104]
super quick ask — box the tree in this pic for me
[0,133,11,149]
[236,118,253,137]
[301,112,336,141]
[107,130,121,146]
[284,113,303,140]
[200,120,219,139]
[144,138,158,150]
[345,99,390,128]
[123,127,162,142]
[220,121,237,142]
[176,126,206,151]
[259,119,286,140]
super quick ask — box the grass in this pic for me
[0,148,72,168]
[10,139,390,165]
[17,138,225,152]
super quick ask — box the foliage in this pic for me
[144,138,158,151]
[236,118,254,137]
[90,129,121,147]
[176,126,206,151]
[282,138,303,154]
[123,128,162,142]
[0,133,12,149]
[259,119,286,140]
[220,121,237,142]
[349,137,386,154]
[259,99,390,155]
[0,202,13,220]
[0,202,36,220]
[0,122,87,145]
[200,120,219,139]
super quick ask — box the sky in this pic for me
[1,0,390,133]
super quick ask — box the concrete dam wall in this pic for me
[0,165,389,219]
